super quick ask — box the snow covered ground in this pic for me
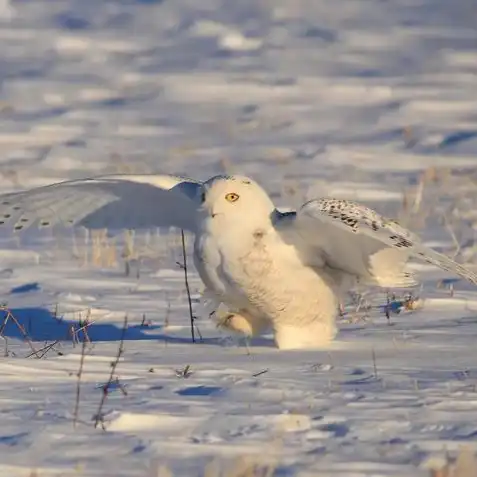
[1,0,477,475]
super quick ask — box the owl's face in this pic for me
[199,175,276,225]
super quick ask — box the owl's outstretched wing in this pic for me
[0,174,202,233]
[278,198,477,288]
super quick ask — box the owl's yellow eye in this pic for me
[225,192,240,203]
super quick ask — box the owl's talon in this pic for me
[216,313,235,330]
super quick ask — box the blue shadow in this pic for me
[10,282,40,294]
[0,306,218,346]
[440,131,477,148]
[176,386,223,397]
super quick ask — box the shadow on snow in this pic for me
[0,306,221,346]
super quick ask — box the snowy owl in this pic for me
[0,173,476,350]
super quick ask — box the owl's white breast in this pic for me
[194,223,338,328]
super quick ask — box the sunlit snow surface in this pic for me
[1,0,477,475]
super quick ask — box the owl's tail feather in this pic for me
[362,270,418,289]
[362,247,418,289]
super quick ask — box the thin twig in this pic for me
[2,336,8,357]
[94,315,128,429]
[69,324,78,347]
[194,319,203,341]
[113,377,128,396]
[385,291,391,325]
[411,174,425,214]
[25,340,60,359]
[0,308,40,358]
[0,311,10,336]
[74,336,87,428]
[443,213,461,259]
[252,369,269,377]
[180,229,195,343]
[76,309,92,344]
[372,348,378,379]
[73,319,97,342]
[175,364,193,378]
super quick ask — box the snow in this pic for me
[0,0,477,475]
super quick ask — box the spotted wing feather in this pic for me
[298,198,477,286]
[0,174,202,233]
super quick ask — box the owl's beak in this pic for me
[210,210,223,218]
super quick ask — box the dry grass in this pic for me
[69,227,186,276]
[150,456,276,477]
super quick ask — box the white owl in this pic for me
[0,173,476,350]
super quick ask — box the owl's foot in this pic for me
[215,310,268,337]
[216,312,254,335]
